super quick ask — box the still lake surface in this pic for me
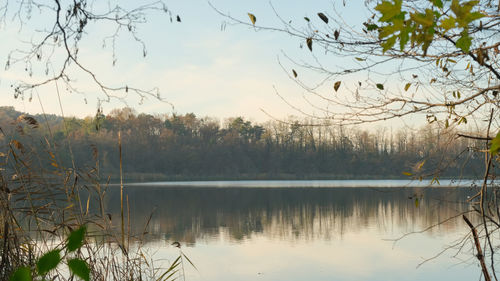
[105,180,482,281]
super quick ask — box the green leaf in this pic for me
[376,83,385,90]
[67,225,86,252]
[450,0,461,17]
[306,37,313,52]
[355,57,366,61]
[410,10,435,27]
[466,11,484,22]
[379,20,403,39]
[415,197,419,208]
[375,0,402,22]
[381,36,397,52]
[432,0,443,9]
[304,17,310,22]
[364,23,379,31]
[404,83,411,91]
[399,26,411,50]
[37,250,61,276]
[456,33,471,52]
[9,267,32,281]
[402,172,412,176]
[440,17,456,31]
[490,132,500,156]
[68,259,90,281]
[334,81,341,92]
[247,13,256,25]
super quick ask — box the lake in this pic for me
[104,180,481,281]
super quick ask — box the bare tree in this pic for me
[1,0,179,106]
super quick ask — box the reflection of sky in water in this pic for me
[103,182,480,281]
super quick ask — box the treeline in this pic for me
[0,106,486,180]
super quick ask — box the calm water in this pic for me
[104,180,481,281]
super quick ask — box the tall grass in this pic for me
[0,116,184,280]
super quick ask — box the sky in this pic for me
[0,0,386,123]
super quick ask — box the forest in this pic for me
[0,106,484,181]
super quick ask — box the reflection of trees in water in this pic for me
[103,186,474,244]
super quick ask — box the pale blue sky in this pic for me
[0,0,375,122]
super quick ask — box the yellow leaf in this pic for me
[402,172,413,176]
[417,160,426,170]
[247,13,256,25]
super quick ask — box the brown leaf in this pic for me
[334,81,341,92]
[317,12,328,24]
[306,38,313,51]
[292,69,298,78]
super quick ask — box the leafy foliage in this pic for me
[374,0,484,53]
[9,267,31,281]
[36,250,61,276]
[67,226,86,252]
[491,132,500,156]
[68,259,90,281]
[10,226,90,281]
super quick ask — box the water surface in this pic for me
[105,180,480,281]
